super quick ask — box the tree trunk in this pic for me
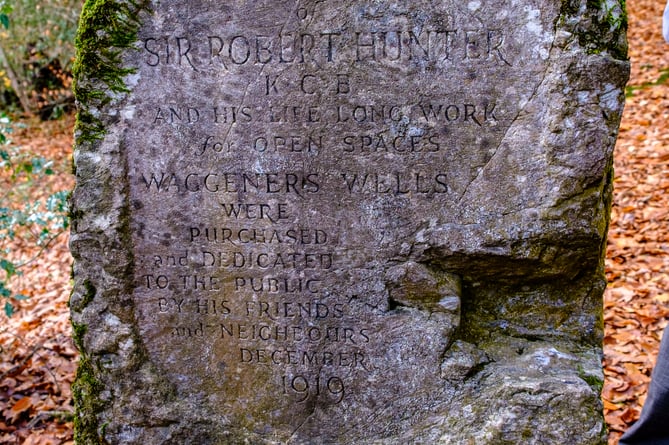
[0,44,31,115]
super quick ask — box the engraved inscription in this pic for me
[127,0,544,425]
[142,27,512,70]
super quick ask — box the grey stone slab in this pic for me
[70,1,628,443]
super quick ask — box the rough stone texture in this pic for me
[70,0,629,443]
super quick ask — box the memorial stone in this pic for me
[69,0,629,443]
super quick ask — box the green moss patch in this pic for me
[72,356,107,444]
[73,0,150,143]
[561,0,628,60]
[70,322,107,443]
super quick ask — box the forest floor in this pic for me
[601,0,669,444]
[1,1,669,444]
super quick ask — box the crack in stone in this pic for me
[456,17,560,210]
[288,404,317,443]
[219,6,300,151]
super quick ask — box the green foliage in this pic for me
[0,1,11,30]
[0,112,69,316]
[0,0,82,116]
[626,68,669,97]
[584,0,628,59]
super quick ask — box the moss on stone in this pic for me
[581,373,604,393]
[71,322,107,443]
[71,2,151,442]
[70,279,96,312]
[562,0,628,59]
[72,355,108,445]
[82,280,96,307]
[72,0,149,143]
[577,364,604,393]
[71,321,88,352]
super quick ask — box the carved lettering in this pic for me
[219,202,290,221]
[252,135,322,152]
[141,27,512,71]
[240,348,369,370]
[153,252,188,267]
[179,275,220,290]
[189,227,329,245]
[142,274,170,289]
[335,104,405,124]
[341,172,449,194]
[243,300,343,320]
[172,322,205,338]
[282,374,345,404]
[200,251,334,270]
[157,298,230,315]
[158,298,186,313]
[212,106,253,123]
[234,277,323,294]
[140,172,321,195]
[341,134,440,154]
[418,103,498,125]
[129,3,529,427]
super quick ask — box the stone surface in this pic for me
[70,0,628,443]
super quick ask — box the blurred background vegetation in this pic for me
[0,0,81,119]
[0,0,80,316]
